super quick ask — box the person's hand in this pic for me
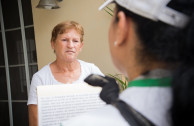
[84,74,120,104]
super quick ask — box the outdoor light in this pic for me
[36,0,62,9]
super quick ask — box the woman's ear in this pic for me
[116,11,130,46]
[79,42,84,52]
[51,41,55,49]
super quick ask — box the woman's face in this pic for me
[108,9,123,73]
[51,28,83,62]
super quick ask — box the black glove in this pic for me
[84,74,120,104]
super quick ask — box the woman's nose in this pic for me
[67,41,74,48]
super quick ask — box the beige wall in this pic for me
[31,0,118,75]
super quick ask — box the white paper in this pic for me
[37,83,105,126]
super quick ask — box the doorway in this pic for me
[0,0,38,125]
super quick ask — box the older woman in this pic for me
[62,0,194,126]
[27,21,103,126]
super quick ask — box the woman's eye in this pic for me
[62,39,67,41]
[73,40,79,43]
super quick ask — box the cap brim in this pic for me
[98,0,114,11]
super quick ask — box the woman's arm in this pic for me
[28,104,38,126]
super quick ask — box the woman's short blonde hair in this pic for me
[51,21,84,42]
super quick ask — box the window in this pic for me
[0,0,38,125]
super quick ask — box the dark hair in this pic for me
[115,0,194,125]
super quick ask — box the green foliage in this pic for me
[107,74,128,91]
[104,6,113,16]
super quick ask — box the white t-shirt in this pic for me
[61,69,172,126]
[27,60,103,105]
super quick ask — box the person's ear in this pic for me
[116,11,129,46]
[79,42,84,52]
[51,41,55,49]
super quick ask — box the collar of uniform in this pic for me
[128,69,172,87]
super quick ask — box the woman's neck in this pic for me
[50,59,81,84]
[127,61,172,81]
[52,59,79,73]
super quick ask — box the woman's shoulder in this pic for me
[33,63,51,77]
[78,59,103,75]
[78,59,100,69]
[120,87,172,126]
[78,60,95,66]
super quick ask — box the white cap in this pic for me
[99,0,190,28]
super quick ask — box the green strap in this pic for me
[128,77,172,87]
